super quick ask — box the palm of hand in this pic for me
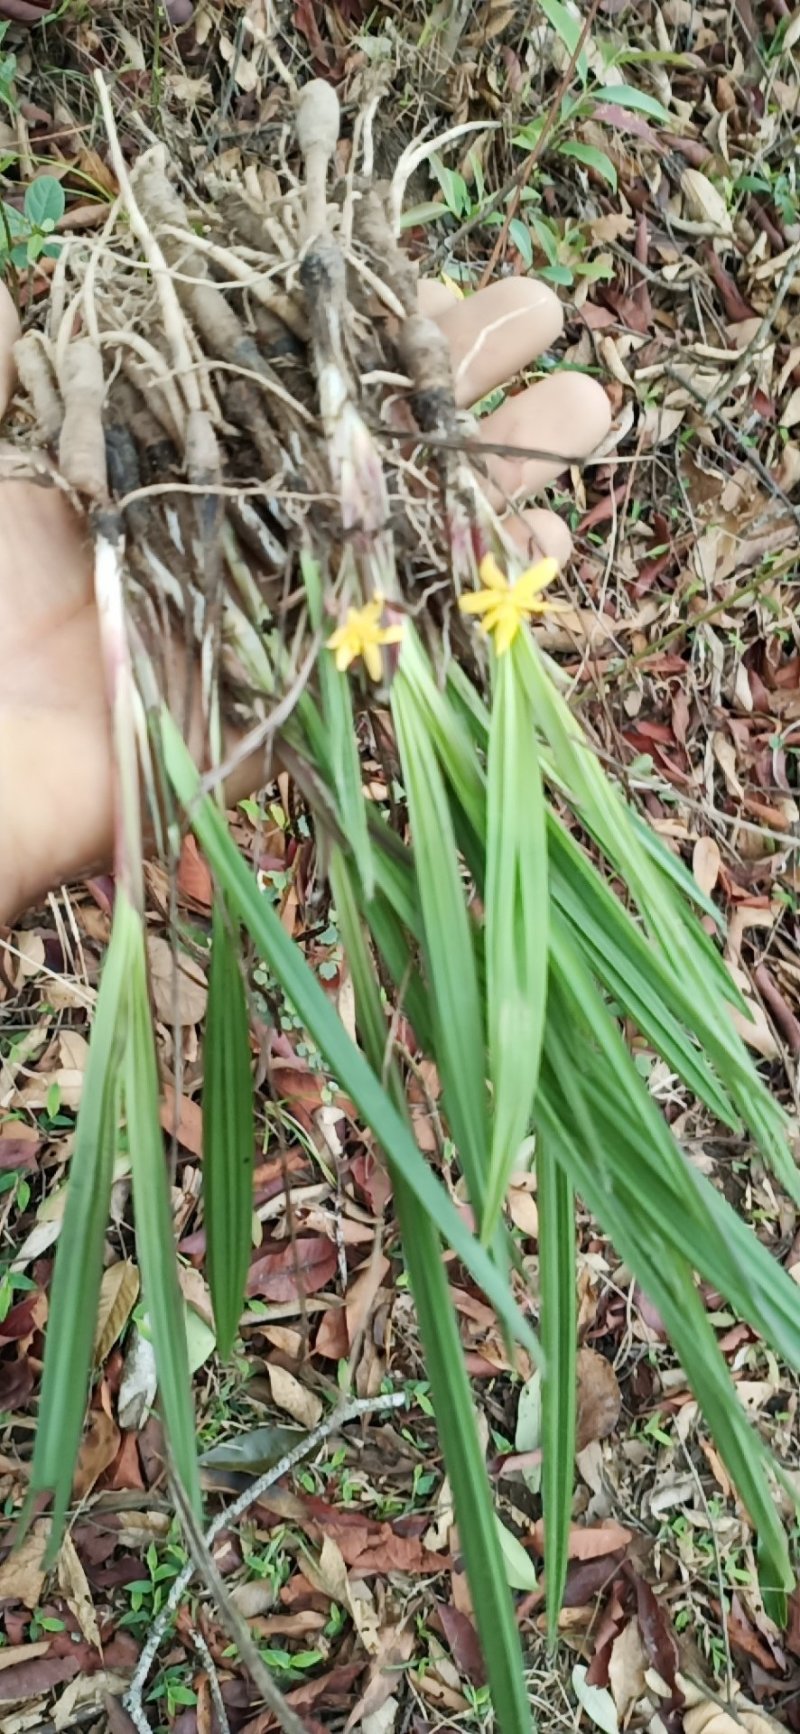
[0,277,609,920]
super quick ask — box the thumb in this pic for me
[0,282,20,421]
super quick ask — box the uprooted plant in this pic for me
[4,71,800,1733]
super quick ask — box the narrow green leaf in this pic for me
[392,670,491,1224]
[557,140,617,189]
[538,980,794,1611]
[483,643,548,1237]
[537,0,589,79]
[592,83,672,123]
[162,710,540,1366]
[27,893,134,1552]
[126,929,201,1517]
[332,846,532,1733]
[515,633,795,1194]
[302,548,374,900]
[537,1137,576,1640]
[204,897,254,1360]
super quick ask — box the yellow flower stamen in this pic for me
[459,552,559,655]
[327,596,404,682]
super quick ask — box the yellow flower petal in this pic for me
[513,556,559,605]
[478,553,511,592]
[493,611,519,656]
[363,640,383,682]
[459,590,496,617]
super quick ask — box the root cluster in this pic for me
[9,77,496,752]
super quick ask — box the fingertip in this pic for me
[550,372,613,453]
[434,277,564,407]
[0,282,20,421]
[417,278,462,318]
[504,506,573,567]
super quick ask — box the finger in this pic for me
[480,373,611,499]
[503,506,573,567]
[0,0,48,19]
[430,278,564,408]
[417,278,462,320]
[0,283,20,422]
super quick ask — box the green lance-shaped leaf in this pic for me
[204,897,255,1360]
[330,845,532,1733]
[301,546,374,897]
[391,669,491,1228]
[161,709,540,1367]
[26,892,135,1555]
[537,1136,576,1641]
[483,641,548,1239]
[538,975,794,1621]
[514,631,795,1194]
[126,927,201,1517]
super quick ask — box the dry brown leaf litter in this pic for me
[1,2,800,1731]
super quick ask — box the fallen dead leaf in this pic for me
[680,168,734,236]
[608,1617,647,1722]
[73,1408,120,1501]
[692,837,721,898]
[679,1674,781,1734]
[53,1670,132,1731]
[0,1644,50,1673]
[576,1348,622,1451]
[0,1520,50,1609]
[268,1364,323,1429]
[147,936,208,1026]
[93,1261,140,1367]
[56,1531,101,1651]
[159,1084,203,1156]
[531,1520,632,1559]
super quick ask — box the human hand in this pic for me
[0,275,610,923]
[0,0,192,23]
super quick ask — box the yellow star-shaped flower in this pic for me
[459,552,559,656]
[327,596,404,682]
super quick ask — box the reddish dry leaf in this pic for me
[285,1660,364,1711]
[0,1291,46,1346]
[0,1354,35,1407]
[562,1551,628,1608]
[246,1235,337,1301]
[532,1520,632,1560]
[0,1138,40,1172]
[349,1151,392,1215]
[436,1603,485,1685]
[177,836,213,911]
[576,1348,622,1451]
[72,1407,120,1500]
[160,1085,203,1158]
[622,1564,681,1699]
[106,1431,145,1493]
[315,1305,349,1360]
[0,1652,80,1700]
[708,1597,780,1671]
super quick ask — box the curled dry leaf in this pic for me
[692,837,721,898]
[576,1348,622,1451]
[93,1261,140,1367]
[679,1675,782,1734]
[268,1363,323,1428]
[0,1518,50,1610]
[56,1531,101,1651]
[608,1617,648,1722]
[680,169,734,236]
[72,1408,120,1501]
[147,935,208,1026]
